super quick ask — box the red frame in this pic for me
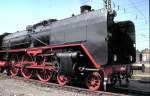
[27,50,42,56]
[0,43,100,69]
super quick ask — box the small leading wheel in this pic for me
[57,74,68,86]
[10,54,20,76]
[36,69,52,82]
[110,74,117,86]
[85,72,101,91]
[21,54,34,79]
[120,72,130,87]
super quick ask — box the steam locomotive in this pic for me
[0,5,136,91]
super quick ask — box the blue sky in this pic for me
[0,0,149,50]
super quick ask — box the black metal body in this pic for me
[0,8,136,65]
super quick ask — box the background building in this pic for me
[136,48,150,64]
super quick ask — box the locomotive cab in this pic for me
[108,21,136,64]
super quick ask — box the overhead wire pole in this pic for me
[103,0,112,11]
[128,0,147,21]
[103,0,108,9]
[127,0,149,50]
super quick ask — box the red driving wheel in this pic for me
[21,67,33,79]
[10,54,20,76]
[36,69,52,82]
[21,54,33,79]
[57,74,68,86]
[85,72,101,91]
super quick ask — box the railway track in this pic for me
[112,86,150,96]
[0,73,149,96]
[0,73,125,96]
[13,76,123,96]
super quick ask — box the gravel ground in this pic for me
[0,75,92,96]
[0,74,129,96]
[1,72,149,96]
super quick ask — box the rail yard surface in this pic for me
[0,71,150,96]
[0,73,124,96]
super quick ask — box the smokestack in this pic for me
[80,5,91,14]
